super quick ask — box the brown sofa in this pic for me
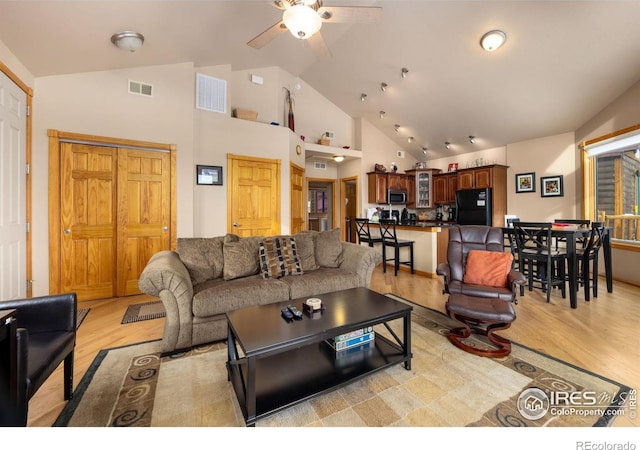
[138,229,382,353]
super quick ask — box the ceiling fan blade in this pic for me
[247,20,288,49]
[307,32,332,60]
[317,6,382,23]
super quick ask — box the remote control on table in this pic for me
[281,307,294,321]
[287,305,303,320]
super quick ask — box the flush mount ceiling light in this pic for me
[333,155,345,162]
[110,31,145,52]
[445,141,451,150]
[360,93,367,101]
[379,111,385,119]
[394,124,400,133]
[283,4,322,39]
[480,30,507,52]
[469,136,476,144]
[381,82,388,92]
[401,67,409,78]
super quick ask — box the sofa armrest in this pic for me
[339,242,382,287]
[138,251,195,353]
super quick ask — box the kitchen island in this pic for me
[373,222,455,277]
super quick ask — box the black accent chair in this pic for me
[0,293,77,426]
[512,222,568,303]
[576,221,606,301]
[354,218,383,247]
[436,226,525,357]
[379,219,414,276]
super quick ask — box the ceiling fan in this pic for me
[247,0,382,60]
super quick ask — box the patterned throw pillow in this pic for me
[259,236,303,279]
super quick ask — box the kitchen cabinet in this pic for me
[406,169,441,209]
[367,171,388,203]
[406,175,416,207]
[433,172,458,204]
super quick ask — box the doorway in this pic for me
[48,130,176,301]
[340,176,359,243]
[307,178,336,232]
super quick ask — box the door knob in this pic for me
[63,228,71,234]
[162,226,168,231]
[233,223,240,227]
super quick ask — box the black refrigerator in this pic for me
[456,188,493,225]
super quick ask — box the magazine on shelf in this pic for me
[326,331,375,351]
[333,326,374,342]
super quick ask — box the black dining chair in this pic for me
[553,219,591,251]
[576,221,606,301]
[505,217,521,271]
[354,218,383,247]
[512,222,567,303]
[379,219,414,276]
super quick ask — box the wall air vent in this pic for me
[196,73,227,114]
[314,162,327,170]
[128,80,153,97]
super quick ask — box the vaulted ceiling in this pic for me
[2,1,640,161]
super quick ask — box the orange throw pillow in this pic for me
[463,250,513,287]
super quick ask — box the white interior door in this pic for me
[0,70,27,300]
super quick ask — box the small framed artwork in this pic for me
[196,165,223,185]
[540,175,563,197]
[447,162,459,172]
[515,172,535,193]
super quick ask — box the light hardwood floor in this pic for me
[27,267,639,427]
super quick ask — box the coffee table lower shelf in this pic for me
[227,335,409,426]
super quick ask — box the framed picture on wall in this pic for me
[515,172,535,193]
[540,175,563,197]
[196,165,223,185]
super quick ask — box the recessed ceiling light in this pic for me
[480,30,507,52]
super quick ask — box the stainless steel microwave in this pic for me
[386,189,407,205]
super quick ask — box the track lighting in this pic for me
[422,147,428,155]
[381,82,388,92]
[469,136,476,144]
[394,124,400,133]
[401,67,409,78]
[445,141,451,150]
[360,93,367,101]
[408,136,414,143]
[379,111,385,119]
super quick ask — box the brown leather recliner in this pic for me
[0,293,77,426]
[436,226,526,357]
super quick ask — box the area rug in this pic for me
[121,301,166,324]
[76,308,90,329]
[55,294,632,427]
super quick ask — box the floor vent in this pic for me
[196,73,227,114]
[314,162,327,170]
[128,80,153,97]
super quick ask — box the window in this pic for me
[583,125,640,250]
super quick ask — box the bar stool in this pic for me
[354,218,383,247]
[379,219,414,276]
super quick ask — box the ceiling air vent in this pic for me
[128,80,153,97]
[196,73,227,114]
[314,162,327,170]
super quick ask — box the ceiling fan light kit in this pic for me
[110,31,144,52]
[283,4,322,39]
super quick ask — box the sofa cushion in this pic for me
[311,228,344,268]
[463,250,514,288]
[222,235,262,281]
[259,236,303,279]
[177,237,225,284]
[280,267,360,300]
[192,275,290,317]
[293,232,319,271]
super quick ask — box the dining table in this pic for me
[502,226,612,308]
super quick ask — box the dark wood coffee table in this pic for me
[225,287,412,426]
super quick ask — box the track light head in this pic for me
[360,93,367,101]
[408,136,414,143]
[381,82,388,92]
[401,67,409,78]
[394,124,400,132]
[379,111,385,119]
[445,141,451,150]
[469,136,476,144]
[422,147,428,155]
